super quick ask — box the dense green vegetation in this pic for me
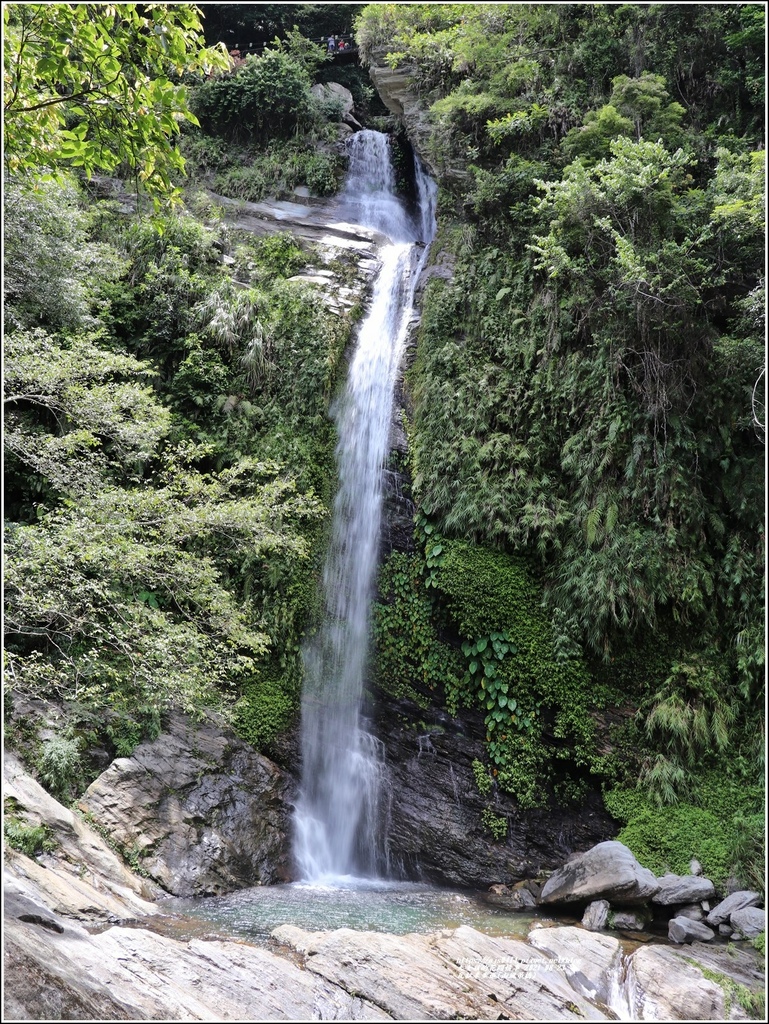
[3,2,764,892]
[362,2,764,887]
[3,5,356,788]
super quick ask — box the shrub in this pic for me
[36,735,84,804]
[234,678,296,751]
[193,51,311,141]
[4,815,56,857]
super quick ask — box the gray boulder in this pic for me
[668,917,715,944]
[310,82,361,128]
[539,841,660,906]
[609,908,650,932]
[676,903,706,922]
[79,711,292,896]
[582,900,610,931]
[653,873,716,905]
[510,888,537,910]
[730,907,765,939]
[707,890,762,927]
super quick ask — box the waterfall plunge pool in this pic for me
[161,879,563,943]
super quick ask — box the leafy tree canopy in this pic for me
[3,2,229,200]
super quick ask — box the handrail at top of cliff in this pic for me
[222,35,358,65]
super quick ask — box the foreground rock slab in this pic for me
[5,887,389,1022]
[273,923,609,1020]
[626,943,764,1020]
[528,924,621,1006]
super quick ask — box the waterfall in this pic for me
[293,131,436,882]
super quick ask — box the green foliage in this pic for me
[36,735,84,804]
[420,538,607,806]
[614,803,734,889]
[4,327,171,511]
[605,773,764,893]
[3,801,56,858]
[251,233,307,278]
[105,708,161,759]
[481,807,508,842]
[4,455,324,722]
[472,759,492,796]
[408,133,761,795]
[372,552,463,709]
[233,678,296,752]
[3,16,357,776]
[210,143,342,200]
[3,175,126,333]
[3,3,229,202]
[192,49,312,141]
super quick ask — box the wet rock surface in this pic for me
[373,693,616,888]
[79,711,294,896]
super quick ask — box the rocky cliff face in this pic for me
[78,711,294,896]
[372,693,615,887]
[367,52,468,185]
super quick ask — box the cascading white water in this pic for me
[293,131,436,882]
